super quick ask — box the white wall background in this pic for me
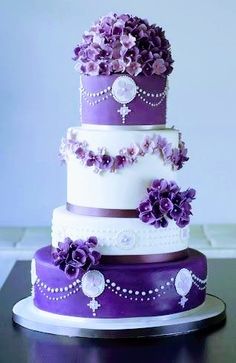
[0,0,235,226]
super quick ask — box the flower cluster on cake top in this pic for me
[59,130,188,173]
[138,179,196,228]
[73,13,173,77]
[52,237,101,279]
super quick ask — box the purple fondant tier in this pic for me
[80,74,167,126]
[33,246,207,319]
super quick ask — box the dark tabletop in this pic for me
[0,259,235,363]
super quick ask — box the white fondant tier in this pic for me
[51,206,189,256]
[66,127,179,210]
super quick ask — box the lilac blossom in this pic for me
[138,179,196,229]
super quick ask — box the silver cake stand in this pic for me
[12,294,226,338]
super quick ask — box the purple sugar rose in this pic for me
[138,179,196,229]
[73,13,174,76]
[52,236,101,280]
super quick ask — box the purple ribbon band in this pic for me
[66,202,138,218]
[101,250,188,264]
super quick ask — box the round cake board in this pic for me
[12,294,226,339]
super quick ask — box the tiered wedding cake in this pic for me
[31,13,207,320]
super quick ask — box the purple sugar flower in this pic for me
[73,13,174,76]
[151,179,168,192]
[140,211,156,225]
[160,198,173,213]
[114,154,128,169]
[126,61,142,76]
[112,19,125,35]
[140,136,155,153]
[120,34,136,49]
[60,133,189,173]
[65,263,80,279]
[169,205,183,219]
[99,61,111,75]
[112,59,126,73]
[138,179,196,229]
[86,61,99,76]
[75,145,86,160]
[152,58,167,75]
[96,154,114,170]
[86,250,101,268]
[138,199,153,213]
[84,46,99,61]
[85,150,98,167]
[52,237,101,280]
[142,62,153,76]
[87,236,98,248]
[83,31,94,44]
[171,141,189,170]
[124,46,139,62]
[177,216,190,228]
[126,143,140,159]
[72,248,87,266]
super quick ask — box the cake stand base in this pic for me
[12,294,226,338]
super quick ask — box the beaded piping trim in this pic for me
[32,265,207,317]
[80,75,168,123]
[59,132,188,174]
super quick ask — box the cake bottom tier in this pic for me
[32,246,207,319]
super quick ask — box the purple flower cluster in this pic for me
[59,133,188,173]
[138,179,196,228]
[52,237,101,279]
[73,13,173,76]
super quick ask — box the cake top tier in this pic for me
[73,13,174,77]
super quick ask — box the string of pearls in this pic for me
[136,80,169,107]
[105,277,174,302]
[191,273,207,291]
[80,82,168,108]
[80,86,113,106]
[33,271,207,302]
